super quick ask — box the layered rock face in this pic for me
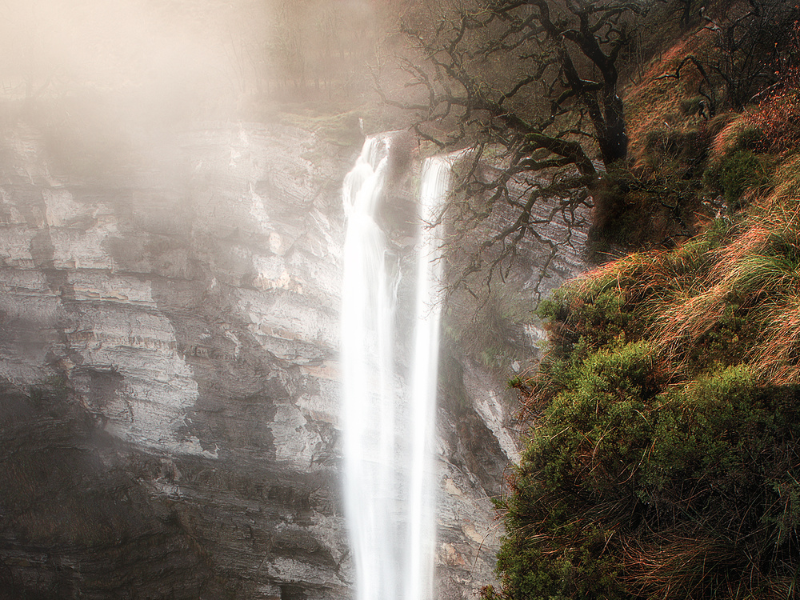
[0,122,351,599]
[0,121,556,600]
[0,118,588,599]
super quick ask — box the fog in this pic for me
[0,0,383,153]
[1,1,235,115]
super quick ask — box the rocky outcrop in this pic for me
[0,120,572,600]
[0,122,350,599]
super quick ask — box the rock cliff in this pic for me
[0,120,586,599]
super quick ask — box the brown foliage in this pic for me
[746,22,800,155]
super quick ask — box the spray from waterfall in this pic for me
[340,137,451,600]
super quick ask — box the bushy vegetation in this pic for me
[490,200,800,598]
[486,5,800,600]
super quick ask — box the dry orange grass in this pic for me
[569,157,800,384]
[709,223,771,271]
[768,154,800,203]
[650,286,725,359]
[749,294,800,384]
[657,203,800,383]
[621,535,742,600]
[648,221,799,376]
[576,251,680,299]
[624,29,715,167]
[579,193,800,384]
[707,114,753,164]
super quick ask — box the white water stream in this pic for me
[341,136,452,600]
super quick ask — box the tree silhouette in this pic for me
[382,0,654,293]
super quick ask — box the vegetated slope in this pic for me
[486,13,800,600]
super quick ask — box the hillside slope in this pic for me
[487,9,800,600]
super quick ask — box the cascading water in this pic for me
[404,155,451,600]
[340,136,451,600]
[341,135,399,600]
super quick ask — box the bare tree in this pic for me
[380,0,654,293]
[656,0,800,115]
[704,0,800,110]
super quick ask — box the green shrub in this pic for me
[494,342,655,600]
[705,149,774,208]
[494,345,800,599]
[492,210,800,599]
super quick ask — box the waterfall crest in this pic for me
[341,137,452,600]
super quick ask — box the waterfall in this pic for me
[404,156,450,600]
[340,137,451,600]
[341,135,399,600]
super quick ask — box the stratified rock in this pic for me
[0,122,352,599]
[0,120,563,600]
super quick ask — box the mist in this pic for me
[0,0,384,175]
